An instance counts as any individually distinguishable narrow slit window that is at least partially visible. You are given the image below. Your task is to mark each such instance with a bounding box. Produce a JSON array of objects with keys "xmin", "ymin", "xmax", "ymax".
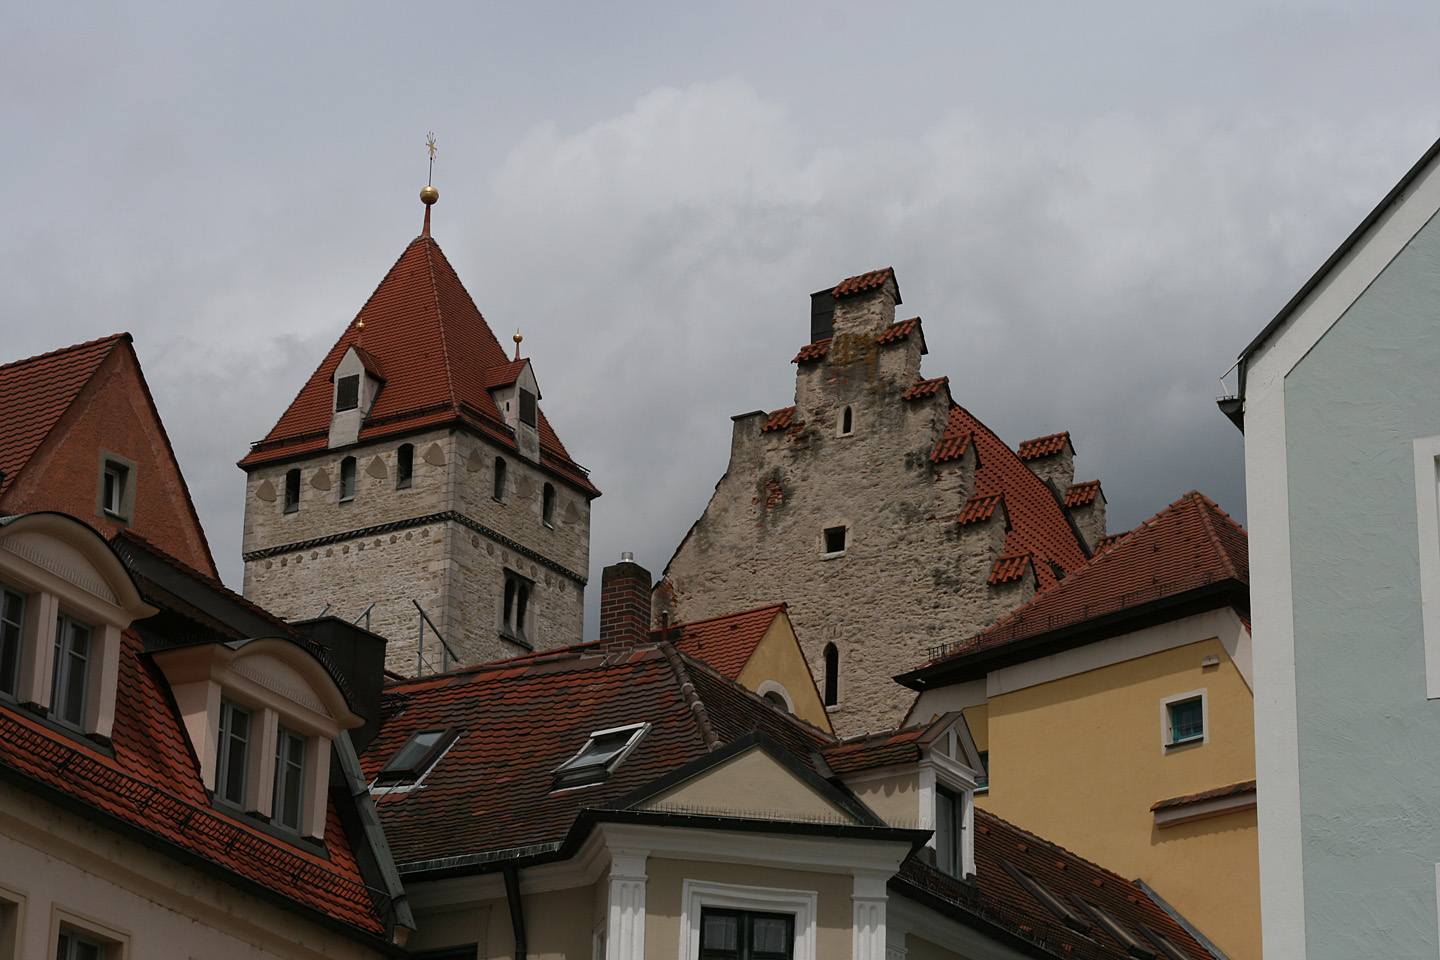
[
  {"xmin": 542, "ymin": 483, "xmax": 556, "ymax": 526},
  {"xmin": 396, "ymin": 443, "xmax": 414, "ymax": 489},
  {"xmin": 493, "ymin": 457, "xmax": 508, "ymax": 502},
  {"xmin": 284, "ymin": 469, "xmax": 301, "ymax": 513},
  {"xmin": 840, "ymin": 406, "xmax": 854, "ymax": 436},
  {"xmin": 340, "ymin": 457, "xmax": 357, "ymax": 502},
  {"xmin": 823, "ymin": 642, "xmax": 838, "ymax": 706}
]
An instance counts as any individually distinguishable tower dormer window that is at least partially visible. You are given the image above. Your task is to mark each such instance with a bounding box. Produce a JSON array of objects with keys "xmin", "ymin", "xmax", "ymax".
[
  {"xmin": 519, "ymin": 388, "xmax": 537, "ymax": 427},
  {"xmin": 335, "ymin": 375, "xmax": 359, "ymax": 412}
]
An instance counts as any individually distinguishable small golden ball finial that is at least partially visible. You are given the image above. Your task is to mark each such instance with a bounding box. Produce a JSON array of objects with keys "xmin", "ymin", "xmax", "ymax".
[
  {"xmin": 356, "ymin": 320, "xmax": 366, "ymax": 331},
  {"xmin": 420, "ymin": 185, "xmax": 439, "ymax": 205},
  {"xmin": 513, "ymin": 329, "xmax": 523, "ymax": 361}
]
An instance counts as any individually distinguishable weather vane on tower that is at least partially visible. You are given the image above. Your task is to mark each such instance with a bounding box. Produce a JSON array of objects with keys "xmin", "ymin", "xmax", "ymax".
[{"xmin": 421, "ymin": 132, "xmax": 439, "ymax": 237}]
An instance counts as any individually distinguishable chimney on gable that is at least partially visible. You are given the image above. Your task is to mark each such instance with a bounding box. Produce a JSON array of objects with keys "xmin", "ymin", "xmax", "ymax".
[{"xmin": 599, "ymin": 553, "xmax": 652, "ymax": 646}]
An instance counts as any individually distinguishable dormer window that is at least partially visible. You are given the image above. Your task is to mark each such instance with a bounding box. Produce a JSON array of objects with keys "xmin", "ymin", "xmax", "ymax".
[
  {"xmin": 51, "ymin": 615, "xmax": 94, "ymax": 729},
  {"xmin": 519, "ymin": 389, "xmax": 537, "ymax": 427},
  {"xmin": 273, "ymin": 726, "xmax": 308, "ymax": 831},
  {"xmin": 553, "ymin": 722, "xmax": 649, "ymax": 789},
  {"xmin": 216, "ymin": 698, "xmax": 252, "ymax": 806},
  {"xmin": 1, "ymin": 586, "xmax": 25, "ymax": 698},
  {"xmin": 335, "ymin": 375, "xmax": 359, "ymax": 412},
  {"xmin": 375, "ymin": 727, "xmax": 457, "ymax": 788}
]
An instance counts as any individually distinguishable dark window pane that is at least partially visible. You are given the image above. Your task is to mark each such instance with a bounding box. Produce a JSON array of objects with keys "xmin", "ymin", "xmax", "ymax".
[
  {"xmin": 752, "ymin": 917, "xmax": 789, "ymax": 954},
  {"xmin": 0, "ymin": 587, "xmax": 24, "ymax": 697},
  {"xmin": 1170, "ymin": 699, "xmax": 1203, "ymax": 742},
  {"xmin": 397, "ymin": 444, "xmax": 414, "ymax": 488},
  {"xmin": 336, "ymin": 375, "xmax": 359, "ymax": 411},
  {"xmin": 702, "ymin": 913, "xmax": 738, "ymax": 952},
  {"xmin": 519, "ymin": 389, "xmax": 537, "ymax": 427},
  {"xmin": 493, "ymin": 458, "xmax": 507, "ymax": 501},
  {"xmin": 284, "ymin": 470, "xmax": 301, "ymax": 512},
  {"xmin": 824, "ymin": 525, "xmax": 846, "ymax": 553}
]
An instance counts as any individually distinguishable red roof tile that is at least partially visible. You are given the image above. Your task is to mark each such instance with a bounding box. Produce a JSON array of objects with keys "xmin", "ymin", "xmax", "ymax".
[
  {"xmin": 1093, "ymin": 532, "xmax": 1127, "ymax": 554},
  {"xmin": 1151, "ymin": 779, "xmax": 1257, "ymax": 812},
  {"xmin": 936, "ymin": 406, "xmax": 1091, "ymax": 593},
  {"xmin": 832, "ymin": 267, "xmax": 899, "ymax": 301},
  {"xmin": 1064, "ymin": 480, "xmax": 1102, "ymax": 508},
  {"xmin": 903, "ymin": 377, "xmax": 949, "ymax": 401},
  {"xmin": 988, "ymin": 554, "xmax": 1034, "ymax": 585},
  {"xmin": 238, "ymin": 236, "xmax": 597, "ymax": 496},
  {"xmin": 658, "ymin": 604, "xmax": 786, "ymax": 678},
  {"xmin": 792, "ymin": 339, "xmax": 831, "ymax": 363},
  {"xmin": 1017, "ymin": 432, "xmax": 1071, "ymax": 461},
  {"xmin": 0, "ymin": 334, "xmax": 127, "ymax": 499},
  {"xmin": 931, "ymin": 431, "xmax": 972, "ymax": 464},
  {"xmin": 0, "ymin": 629, "xmax": 385, "ymax": 938},
  {"xmin": 483, "ymin": 358, "xmax": 529, "ymax": 389},
  {"xmin": 958, "ymin": 494, "xmax": 1005, "ymax": 526},
  {"xmin": 875, "ymin": 317, "xmax": 920, "ymax": 345},
  {"xmin": 822, "ymin": 725, "xmax": 928, "ymax": 775},
  {"xmin": 926, "ymin": 492, "xmax": 1247, "ymax": 667},
  {"xmin": 762, "ymin": 406, "xmax": 796, "ymax": 432}
]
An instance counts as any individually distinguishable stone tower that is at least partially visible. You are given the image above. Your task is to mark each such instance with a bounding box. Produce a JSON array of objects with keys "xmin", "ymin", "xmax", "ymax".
[
  {"xmin": 655, "ymin": 267, "xmax": 1105, "ymax": 735},
  {"xmin": 239, "ymin": 195, "xmax": 599, "ymax": 675}
]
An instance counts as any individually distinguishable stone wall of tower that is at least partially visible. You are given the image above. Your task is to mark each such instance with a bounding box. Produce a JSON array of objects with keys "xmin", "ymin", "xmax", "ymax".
[
  {"xmin": 241, "ymin": 426, "xmax": 590, "ymax": 675},
  {"xmin": 656, "ymin": 283, "xmax": 1066, "ymax": 737}
]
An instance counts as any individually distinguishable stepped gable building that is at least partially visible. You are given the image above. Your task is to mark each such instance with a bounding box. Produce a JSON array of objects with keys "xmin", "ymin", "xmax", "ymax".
[
  {"xmin": 656, "ymin": 267, "xmax": 1103, "ymax": 735},
  {"xmin": 0, "ymin": 333, "xmax": 217, "ymax": 578},
  {"xmin": 900, "ymin": 491, "xmax": 1256, "ymax": 959},
  {"xmin": 240, "ymin": 193, "xmax": 599, "ymax": 675}
]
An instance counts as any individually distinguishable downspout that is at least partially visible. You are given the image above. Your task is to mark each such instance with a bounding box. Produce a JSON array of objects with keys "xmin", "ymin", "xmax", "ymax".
[{"xmin": 504, "ymin": 865, "xmax": 527, "ymax": 960}]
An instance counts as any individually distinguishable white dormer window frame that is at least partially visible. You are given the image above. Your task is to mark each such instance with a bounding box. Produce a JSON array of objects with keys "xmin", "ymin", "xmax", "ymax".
[
  {"xmin": 0, "ymin": 514, "xmax": 156, "ymax": 743},
  {"xmin": 152, "ymin": 637, "xmax": 362, "ymax": 840},
  {"xmin": 327, "ymin": 347, "xmax": 383, "ymax": 449},
  {"xmin": 488, "ymin": 361, "xmax": 543, "ymax": 462}
]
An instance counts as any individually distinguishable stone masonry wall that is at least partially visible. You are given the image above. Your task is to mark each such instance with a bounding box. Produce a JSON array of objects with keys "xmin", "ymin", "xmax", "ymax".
[
  {"xmin": 242, "ymin": 424, "xmax": 590, "ymax": 675},
  {"xmin": 657, "ymin": 284, "xmax": 1076, "ymax": 736}
]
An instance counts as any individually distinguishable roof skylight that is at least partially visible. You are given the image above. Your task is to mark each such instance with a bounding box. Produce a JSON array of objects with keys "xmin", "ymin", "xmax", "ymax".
[
  {"xmin": 375, "ymin": 728, "xmax": 457, "ymax": 787},
  {"xmin": 553, "ymin": 722, "xmax": 649, "ymax": 789}
]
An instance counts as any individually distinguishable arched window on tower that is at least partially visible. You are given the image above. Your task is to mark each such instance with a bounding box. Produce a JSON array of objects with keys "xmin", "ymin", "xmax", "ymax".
[
  {"xmin": 542, "ymin": 483, "xmax": 556, "ymax": 527},
  {"xmin": 493, "ymin": 457, "xmax": 508, "ymax": 503},
  {"xmin": 840, "ymin": 405, "xmax": 854, "ymax": 436},
  {"xmin": 823, "ymin": 642, "xmax": 839, "ymax": 706}
]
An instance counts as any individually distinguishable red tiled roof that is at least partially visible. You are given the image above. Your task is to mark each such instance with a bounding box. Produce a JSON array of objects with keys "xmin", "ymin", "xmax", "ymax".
[
  {"xmin": 958, "ymin": 494, "xmax": 1005, "ymax": 526},
  {"xmin": 483, "ymin": 358, "xmax": 529, "ymax": 389},
  {"xmin": 965, "ymin": 809, "xmax": 1224, "ymax": 959},
  {"xmin": 1151, "ymin": 779, "xmax": 1257, "ymax": 812},
  {"xmin": 832, "ymin": 267, "xmax": 899, "ymax": 300},
  {"xmin": 0, "ymin": 334, "xmax": 127, "ymax": 499},
  {"xmin": 0, "ymin": 630, "xmax": 385, "ymax": 938},
  {"xmin": 822, "ymin": 725, "xmax": 927, "ymax": 775},
  {"xmin": 1093, "ymin": 533, "xmax": 1127, "ymax": 554},
  {"xmin": 658, "ymin": 604, "xmax": 786, "ymax": 678},
  {"xmin": 238, "ymin": 236, "xmax": 598, "ymax": 496},
  {"xmin": 931, "ymin": 431, "xmax": 971, "ymax": 464},
  {"xmin": 792, "ymin": 339, "xmax": 831, "ymax": 363},
  {"xmin": 1017, "ymin": 432, "xmax": 1071, "ymax": 461},
  {"xmin": 1064, "ymin": 480, "xmax": 1102, "ymax": 508},
  {"xmin": 903, "ymin": 377, "xmax": 949, "ymax": 401},
  {"xmin": 762, "ymin": 406, "xmax": 796, "ymax": 432},
  {"xmin": 875, "ymin": 317, "xmax": 920, "ymax": 345},
  {"xmin": 988, "ymin": 554, "xmax": 1033, "ymax": 585},
  {"xmin": 937, "ymin": 405, "xmax": 1091, "ymax": 593},
  {"xmin": 928, "ymin": 492, "xmax": 1248, "ymax": 666}
]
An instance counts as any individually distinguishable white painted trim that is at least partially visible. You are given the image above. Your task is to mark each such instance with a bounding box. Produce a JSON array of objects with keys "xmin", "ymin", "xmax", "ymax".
[
  {"xmin": 606, "ymin": 850, "xmax": 648, "ymax": 960},
  {"xmin": 1414, "ymin": 436, "xmax": 1440, "ymax": 699},
  {"xmin": 679, "ymin": 879, "xmax": 817, "ymax": 960},
  {"xmin": 986, "ymin": 608, "xmax": 1246, "ymax": 699},
  {"xmin": 1159, "ymin": 688, "xmax": 1209, "ymax": 753},
  {"xmin": 1153, "ymin": 790, "xmax": 1256, "ymax": 828},
  {"xmin": 755, "ymin": 680, "xmax": 796, "ymax": 713},
  {"xmin": 598, "ymin": 822, "xmax": 914, "ymax": 878},
  {"xmin": 852, "ymin": 873, "xmax": 888, "ymax": 960}
]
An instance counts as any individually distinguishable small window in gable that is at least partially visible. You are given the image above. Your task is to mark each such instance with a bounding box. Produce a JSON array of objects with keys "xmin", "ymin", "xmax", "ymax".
[
  {"xmin": 840, "ymin": 405, "xmax": 854, "ymax": 437},
  {"xmin": 542, "ymin": 483, "xmax": 556, "ymax": 527},
  {"xmin": 216, "ymin": 698, "xmax": 252, "ymax": 807},
  {"xmin": 553, "ymin": 722, "xmax": 649, "ymax": 789},
  {"xmin": 822, "ymin": 643, "xmax": 838, "ymax": 706},
  {"xmin": 1161, "ymin": 690, "xmax": 1207, "ymax": 749},
  {"xmin": 273, "ymin": 726, "xmax": 307, "ymax": 831},
  {"xmin": 284, "ymin": 469, "xmax": 301, "ymax": 513},
  {"xmin": 396, "ymin": 444, "xmax": 414, "ymax": 489},
  {"xmin": 339, "ymin": 457, "xmax": 357, "ymax": 502},
  {"xmin": 376, "ymin": 728, "xmax": 457, "ymax": 787},
  {"xmin": 823, "ymin": 525, "xmax": 847, "ymax": 555},
  {"xmin": 101, "ymin": 464, "xmax": 126, "ymax": 516},
  {"xmin": 96, "ymin": 452, "xmax": 136, "ymax": 522},
  {"xmin": 0, "ymin": 585, "xmax": 24, "ymax": 699},
  {"xmin": 51, "ymin": 614, "xmax": 93, "ymax": 730},
  {"xmin": 335, "ymin": 374, "xmax": 360, "ymax": 412},
  {"xmin": 519, "ymin": 389, "xmax": 537, "ymax": 428},
  {"xmin": 493, "ymin": 457, "xmax": 508, "ymax": 503}
]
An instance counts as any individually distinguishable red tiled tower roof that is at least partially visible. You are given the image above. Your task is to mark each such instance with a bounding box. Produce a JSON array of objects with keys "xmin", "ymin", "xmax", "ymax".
[
  {"xmin": 0, "ymin": 334, "xmax": 127, "ymax": 499},
  {"xmin": 238, "ymin": 235, "xmax": 598, "ymax": 496},
  {"xmin": 913, "ymin": 491, "xmax": 1248, "ymax": 673}
]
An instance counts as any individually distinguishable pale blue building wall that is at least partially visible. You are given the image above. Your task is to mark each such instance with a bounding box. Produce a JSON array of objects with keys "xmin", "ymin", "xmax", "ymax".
[{"xmin": 1284, "ymin": 208, "xmax": 1440, "ymax": 958}]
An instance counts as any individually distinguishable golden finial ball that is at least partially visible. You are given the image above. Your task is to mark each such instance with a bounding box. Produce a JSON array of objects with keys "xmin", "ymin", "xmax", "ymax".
[
  {"xmin": 513, "ymin": 331, "xmax": 523, "ymax": 345},
  {"xmin": 356, "ymin": 321, "xmax": 365, "ymax": 330},
  {"xmin": 420, "ymin": 185, "xmax": 439, "ymax": 205}
]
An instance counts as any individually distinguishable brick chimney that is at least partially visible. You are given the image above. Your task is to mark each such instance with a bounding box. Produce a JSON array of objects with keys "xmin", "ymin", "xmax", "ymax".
[{"xmin": 599, "ymin": 553, "xmax": 652, "ymax": 645}]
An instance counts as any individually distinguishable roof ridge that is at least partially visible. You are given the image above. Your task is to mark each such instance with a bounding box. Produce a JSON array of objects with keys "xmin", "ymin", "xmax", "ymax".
[
  {"xmin": 665, "ymin": 602, "xmax": 787, "ymax": 631},
  {"xmin": 0, "ymin": 332, "xmax": 128, "ymax": 373},
  {"xmin": 421, "ymin": 239, "xmax": 461, "ymax": 414},
  {"xmin": 659, "ymin": 642, "xmax": 721, "ymax": 750},
  {"xmin": 1185, "ymin": 491, "xmax": 1243, "ymax": 583},
  {"xmin": 681, "ymin": 652, "xmax": 838, "ymax": 745}
]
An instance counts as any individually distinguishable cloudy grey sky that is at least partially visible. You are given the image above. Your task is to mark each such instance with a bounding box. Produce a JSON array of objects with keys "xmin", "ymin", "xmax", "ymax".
[{"xmin": 4, "ymin": 2, "xmax": 1438, "ymax": 638}]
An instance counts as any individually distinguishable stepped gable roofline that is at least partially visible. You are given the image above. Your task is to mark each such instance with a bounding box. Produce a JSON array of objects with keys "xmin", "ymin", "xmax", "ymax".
[
  {"xmin": 931, "ymin": 430, "xmax": 972, "ymax": 464},
  {"xmin": 1017, "ymin": 431, "xmax": 1072, "ymax": 461},
  {"xmin": 832, "ymin": 266, "xmax": 901, "ymax": 303},
  {"xmin": 238, "ymin": 234, "xmax": 598, "ymax": 497},
  {"xmin": 958, "ymin": 493, "xmax": 1006, "ymax": 527},
  {"xmin": 1064, "ymin": 480, "xmax": 1103, "ymax": 508},
  {"xmin": 903, "ymin": 376, "xmax": 948, "ymax": 401},
  {"xmin": 902, "ymin": 491, "xmax": 1249, "ymax": 689},
  {"xmin": 761, "ymin": 406, "xmax": 796, "ymax": 432},
  {"xmin": 791, "ymin": 318, "xmax": 924, "ymax": 365},
  {"xmin": 0, "ymin": 333, "xmax": 219, "ymax": 578},
  {"xmin": 652, "ymin": 602, "xmax": 787, "ymax": 678},
  {"xmin": 988, "ymin": 553, "xmax": 1034, "ymax": 585}
]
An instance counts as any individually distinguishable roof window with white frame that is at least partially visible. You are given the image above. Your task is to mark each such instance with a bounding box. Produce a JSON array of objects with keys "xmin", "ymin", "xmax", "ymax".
[
  {"xmin": 373, "ymin": 727, "xmax": 458, "ymax": 789},
  {"xmin": 553, "ymin": 722, "xmax": 649, "ymax": 789}
]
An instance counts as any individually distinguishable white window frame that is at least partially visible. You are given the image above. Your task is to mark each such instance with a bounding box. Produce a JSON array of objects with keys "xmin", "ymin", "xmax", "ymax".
[
  {"xmin": 1412, "ymin": 436, "xmax": 1440, "ymax": 698},
  {"xmin": 554, "ymin": 722, "xmax": 650, "ymax": 789},
  {"xmin": 918, "ymin": 750, "xmax": 976, "ymax": 879},
  {"xmin": 214, "ymin": 697, "xmax": 252, "ymax": 807},
  {"xmin": 678, "ymin": 880, "xmax": 816, "ymax": 960},
  {"xmin": 0, "ymin": 880, "xmax": 27, "ymax": 960},
  {"xmin": 50, "ymin": 905, "xmax": 129, "ymax": 960},
  {"xmin": 755, "ymin": 680, "xmax": 795, "ymax": 714},
  {"xmin": 272, "ymin": 724, "xmax": 308, "ymax": 831},
  {"xmin": 1160, "ymin": 689, "xmax": 1209, "ymax": 751},
  {"xmin": 96, "ymin": 451, "xmax": 136, "ymax": 522}
]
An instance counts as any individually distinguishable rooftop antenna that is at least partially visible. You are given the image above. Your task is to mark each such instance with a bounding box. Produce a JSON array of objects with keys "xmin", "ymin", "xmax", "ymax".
[{"xmin": 420, "ymin": 131, "xmax": 439, "ymax": 238}]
